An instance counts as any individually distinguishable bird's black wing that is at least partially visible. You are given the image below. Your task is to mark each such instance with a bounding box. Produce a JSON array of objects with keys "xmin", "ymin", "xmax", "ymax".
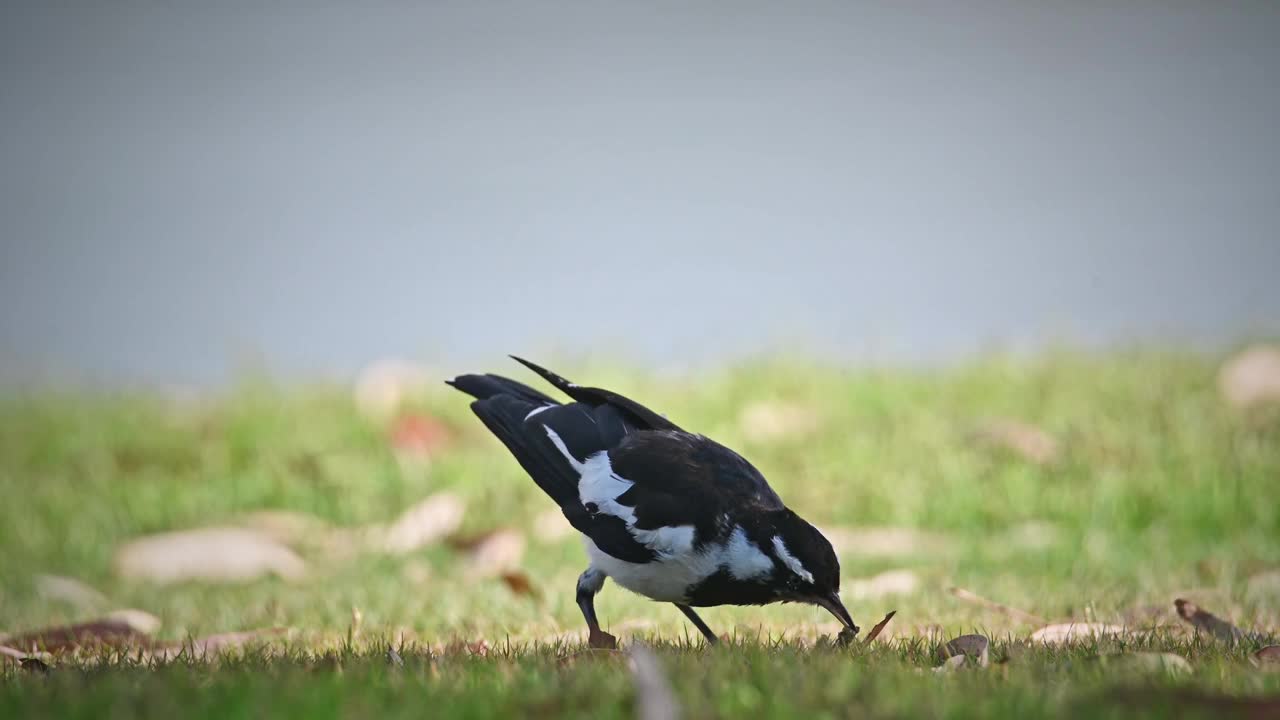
[
  {"xmin": 605, "ymin": 430, "xmax": 786, "ymax": 547},
  {"xmin": 449, "ymin": 358, "xmax": 782, "ymax": 561},
  {"xmin": 447, "ymin": 368, "xmax": 656, "ymax": 562}
]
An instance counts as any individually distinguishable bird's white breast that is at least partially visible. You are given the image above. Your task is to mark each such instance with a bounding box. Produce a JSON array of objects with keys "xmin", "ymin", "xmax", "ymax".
[{"xmin": 582, "ymin": 524, "xmax": 775, "ymax": 603}]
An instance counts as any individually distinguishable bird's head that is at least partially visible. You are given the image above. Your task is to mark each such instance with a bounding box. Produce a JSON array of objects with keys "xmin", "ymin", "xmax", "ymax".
[{"xmin": 768, "ymin": 510, "xmax": 859, "ymax": 637}]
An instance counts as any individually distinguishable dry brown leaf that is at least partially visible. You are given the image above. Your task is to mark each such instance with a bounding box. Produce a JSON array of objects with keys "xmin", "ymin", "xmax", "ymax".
[
  {"xmin": 115, "ymin": 527, "xmax": 306, "ymax": 583},
  {"xmin": 379, "ymin": 493, "xmax": 466, "ymax": 554},
  {"xmin": 0, "ymin": 645, "xmax": 28, "ymax": 662},
  {"xmin": 1218, "ymin": 345, "xmax": 1280, "ymax": 411},
  {"xmin": 971, "ymin": 419, "xmax": 1060, "ymax": 465},
  {"xmin": 500, "ymin": 570, "xmax": 542, "ymax": 600},
  {"xmin": 1254, "ymin": 646, "xmax": 1280, "ymax": 665},
  {"xmin": 20, "ymin": 657, "xmax": 51, "ymax": 674},
  {"xmin": 949, "ymin": 587, "xmax": 1045, "ymax": 624},
  {"xmin": 1174, "ymin": 599, "xmax": 1243, "ymax": 644},
  {"xmin": 1030, "ymin": 623, "xmax": 1127, "ymax": 644},
  {"xmin": 0, "ymin": 618, "xmax": 156, "ymax": 653},
  {"xmin": 862, "ymin": 611, "xmax": 897, "ymax": 644},
  {"xmin": 100, "ymin": 609, "xmax": 163, "ymax": 634},
  {"xmin": 938, "ymin": 634, "xmax": 990, "ymax": 668},
  {"xmin": 460, "ymin": 529, "xmax": 526, "ymax": 579}
]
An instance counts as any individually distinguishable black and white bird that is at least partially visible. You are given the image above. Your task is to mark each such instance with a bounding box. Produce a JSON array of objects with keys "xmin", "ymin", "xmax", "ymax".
[{"xmin": 447, "ymin": 356, "xmax": 859, "ymax": 648}]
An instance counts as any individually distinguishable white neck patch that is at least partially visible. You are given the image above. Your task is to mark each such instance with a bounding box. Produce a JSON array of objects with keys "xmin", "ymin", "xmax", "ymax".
[{"xmin": 771, "ymin": 536, "xmax": 814, "ymax": 584}]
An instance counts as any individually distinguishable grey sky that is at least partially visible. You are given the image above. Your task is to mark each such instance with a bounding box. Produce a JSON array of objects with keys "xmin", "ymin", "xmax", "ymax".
[{"xmin": 2, "ymin": 2, "xmax": 1278, "ymax": 386}]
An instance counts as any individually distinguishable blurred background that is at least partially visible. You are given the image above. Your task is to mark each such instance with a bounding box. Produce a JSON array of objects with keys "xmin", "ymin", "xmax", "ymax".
[
  {"xmin": 2, "ymin": 2, "xmax": 1278, "ymax": 387},
  {"xmin": 1, "ymin": 2, "xmax": 1278, "ymax": 651}
]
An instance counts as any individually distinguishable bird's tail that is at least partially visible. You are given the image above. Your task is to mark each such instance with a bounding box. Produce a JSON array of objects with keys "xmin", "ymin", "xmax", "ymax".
[{"xmin": 446, "ymin": 373, "xmax": 582, "ymax": 508}]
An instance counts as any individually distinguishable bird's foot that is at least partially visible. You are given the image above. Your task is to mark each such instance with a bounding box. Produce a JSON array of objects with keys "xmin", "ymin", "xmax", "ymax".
[{"xmin": 588, "ymin": 629, "xmax": 618, "ymax": 650}]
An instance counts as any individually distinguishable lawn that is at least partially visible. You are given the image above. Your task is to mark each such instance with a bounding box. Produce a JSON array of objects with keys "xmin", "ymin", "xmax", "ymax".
[{"xmin": 1, "ymin": 350, "xmax": 1278, "ymax": 718}]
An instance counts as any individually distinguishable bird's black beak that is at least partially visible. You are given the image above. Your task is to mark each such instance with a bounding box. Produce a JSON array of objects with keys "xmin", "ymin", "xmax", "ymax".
[{"xmin": 813, "ymin": 592, "xmax": 859, "ymax": 636}]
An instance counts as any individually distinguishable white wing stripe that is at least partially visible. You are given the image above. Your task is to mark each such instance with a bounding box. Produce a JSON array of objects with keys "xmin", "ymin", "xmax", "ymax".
[{"xmin": 543, "ymin": 426, "xmax": 584, "ymax": 474}]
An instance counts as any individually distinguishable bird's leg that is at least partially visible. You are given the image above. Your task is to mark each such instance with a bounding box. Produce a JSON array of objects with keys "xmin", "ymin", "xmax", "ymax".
[
  {"xmin": 675, "ymin": 604, "xmax": 719, "ymax": 645},
  {"xmin": 576, "ymin": 567, "xmax": 616, "ymax": 649}
]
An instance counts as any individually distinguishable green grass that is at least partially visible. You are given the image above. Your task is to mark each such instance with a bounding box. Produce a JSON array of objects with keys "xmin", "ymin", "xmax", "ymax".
[{"xmin": 2, "ymin": 350, "xmax": 1279, "ymax": 718}]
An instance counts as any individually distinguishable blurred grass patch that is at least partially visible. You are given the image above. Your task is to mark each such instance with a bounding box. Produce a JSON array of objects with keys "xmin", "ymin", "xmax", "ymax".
[{"xmin": 1, "ymin": 350, "xmax": 1278, "ymax": 717}]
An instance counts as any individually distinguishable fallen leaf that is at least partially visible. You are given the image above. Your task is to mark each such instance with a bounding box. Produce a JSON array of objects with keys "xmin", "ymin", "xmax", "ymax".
[
  {"xmin": 845, "ymin": 570, "xmax": 920, "ymax": 600},
  {"xmin": 500, "ymin": 570, "xmax": 541, "ymax": 600},
  {"xmin": 1218, "ymin": 344, "xmax": 1280, "ymax": 411},
  {"xmin": 20, "ymin": 657, "xmax": 50, "ymax": 674},
  {"xmin": 115, "ymin": 527, "xmax": 306, "ymax": 583},
  {"xmin": 933, "ymin": 654, "xmax": 967, "ymax": 673},
  {"xmin": 379, "ymin": 493, "xmax": 466, "ymax": 554},
  {"xmin": 0, "ymin": 618, "xmax": 155, "ymax": 653},
  {"xmin": 460, "ymin": 529, "xmax": 526, "ymax": 579},
  {"xmin": 862, "ymin": 611, "xmax": 896, "ymax": 644},
  {"xmin": 1174, "ymin": 599, "xmax": 1243, "ymax": 644},
  {"xmin": 949, "ymin": 587, "xmax": 1045, "ymax": 624},
  {"xmin": 34, "ymin": 574, "xmax": 108, "ymax": 609},
  {"xmin": 1254, "ymin": 646, "xmax": 1280, "ymax": 665},
  {"xmin": 105, "ymin": 609, "xmax": 162, "ymax": 634},
  {"xmin": 1030, "ymin": 623, "xmax": 1127, "ymax": 644},
  {"xmin": 971, "ymin": 419, "xmax": 1060, "ymax": 465},
  {"xmin": 0, "ymin": 645, "xmax": 28, "ymax": 661},
  {"xmin": 938, "ymin": 634, "xmax": 990, "ymax": 668},
  {"xmin": 628, "ymin": 643, "xmax": 681, "ymax": 720}
]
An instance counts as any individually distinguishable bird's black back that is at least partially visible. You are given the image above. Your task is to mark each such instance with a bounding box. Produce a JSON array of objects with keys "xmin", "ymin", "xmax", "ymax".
[{"xmin": 448, "ymin": 357, "xmax": 786, "ymax": 562}]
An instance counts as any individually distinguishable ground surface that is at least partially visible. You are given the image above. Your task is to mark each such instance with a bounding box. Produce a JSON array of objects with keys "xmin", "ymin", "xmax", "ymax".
[{"xmin": 1, "ymin": 351, "xmax": 1278, "ymax": 718}]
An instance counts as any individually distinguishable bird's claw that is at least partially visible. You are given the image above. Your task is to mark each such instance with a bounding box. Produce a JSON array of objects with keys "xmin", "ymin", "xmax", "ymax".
[{"xmin": 588, "ymin": 629, "xmax": 618, "ymax": 650}]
